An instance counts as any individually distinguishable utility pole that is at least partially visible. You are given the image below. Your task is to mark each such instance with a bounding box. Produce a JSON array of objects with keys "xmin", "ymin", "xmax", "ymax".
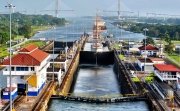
[
  {"xmin": 118, "ymin": 0, "xmax": 121, "ymax": 20},
  {"xmin": 143, "ymin": 28, "xmax": 148, "ymax": 73},
  {"xmin": 55, "ymin": 0, "xmax": 59, "ymax": 17},
  {"xmin": 52, "ymin": 26, "xmax": 56, "ymax": 81},
  {"xmin": 5, "ymin": 3, "xmax": 15, "ymax": 111}
]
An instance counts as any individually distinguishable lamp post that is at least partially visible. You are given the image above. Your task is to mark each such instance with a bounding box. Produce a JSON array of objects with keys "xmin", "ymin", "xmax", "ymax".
[
  {"xmin": 0, "ymin": 87, "xmax": 1, "ymax": 107},
  {"xmin": 5, "ymin": 3, "xmax": 15, "ymax": 111},
  {"xmin": 143, "ymin": 28, "xmax": 148, "ymax": 73},
  {"xmin": 52, "ymin": 26, "xmax": 56, "ymax": 82}
]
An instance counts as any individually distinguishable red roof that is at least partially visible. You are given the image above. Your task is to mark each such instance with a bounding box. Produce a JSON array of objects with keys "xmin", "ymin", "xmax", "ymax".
[
  {"xmin": 19, "ymin": 44, "xmax": 38, "ymax": 53},
  {"xmin": 2, "ymin": 45, "xmax": 49, "ymax": 66},
  {"xmin": 150, "ymin": 58, "xmax": 164, "ymax": 62},
  {"xmin": 139, "ymin": 44, "xmax": 159, "ymax": 50},
  {"xmin": 154, "ymin": 64, "xmax": 180, "ymax": 72}
]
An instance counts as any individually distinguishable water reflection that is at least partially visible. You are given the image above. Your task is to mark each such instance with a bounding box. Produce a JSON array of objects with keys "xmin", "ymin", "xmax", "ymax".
[{"xmin": 72, "ymin": 65, "xmax": 120, "ymax": 97}]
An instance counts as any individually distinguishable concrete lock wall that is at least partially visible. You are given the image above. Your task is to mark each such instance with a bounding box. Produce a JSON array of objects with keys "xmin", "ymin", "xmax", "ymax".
[{"xmin": 113, "ymin": 51, "xmax": 134, "ymax": 95}]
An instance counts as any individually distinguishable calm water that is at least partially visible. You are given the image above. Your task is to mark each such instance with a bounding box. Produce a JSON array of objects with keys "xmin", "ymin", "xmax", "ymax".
[
  {"xmin": 72, "ymin": 65, "xmax": 120, "ymax": 97},
  {"xmin": 32, "ymin": 17, "xmax": 145, "ymax": 41},
  {"xmin": 37, "ymin": 17, "xmax": 148, "ymax": 111},
  {"xmin": 0, "ymin": 17, "xmax": 149, "ymax": 110},
  {"xmin": 48, "ymin": 65, "xmax": 150, "ymax": 111}
]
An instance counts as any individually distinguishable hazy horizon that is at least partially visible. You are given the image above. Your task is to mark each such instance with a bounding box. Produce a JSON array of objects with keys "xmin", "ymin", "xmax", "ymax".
[{"xmin": 0, "ymin": 0, "xmax": 180, "ymax": 17}]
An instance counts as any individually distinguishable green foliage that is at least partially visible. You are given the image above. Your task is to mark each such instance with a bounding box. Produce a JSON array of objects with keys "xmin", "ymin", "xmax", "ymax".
[
  {"xmin": 114, "ymin": 21, "xmax": 180, "ymax": 41},
  {"xmin": 132, "ymin": 77, "xmax": 140, "ymax": 82},
  {"xmin": 165, "ymin": 43, "xmax": 175, "ymax": 54},
  {"xmin": 145, "ymin": 76, "xmax": 154, "ymax": 83},
  {"xmin": 0, "ymin": 13, "xmax": 66, "ymax": 44},
  {"xmin": 18, "ymin": 24, "xmax": 32, "ymax": 38},
  {"xmin": 21, "ymin": 40, "xmax": 46, "ymax": 48},
  {"xmin": 0, "ymin": 32, "xmax": 9, "ymax": 44},
  {"xmin": 168, "ymin": 53, "xmax": 180, "ymax": 64},
  {"xmin": 119, "ymin": 54, "xmax": 124, "ymax": 60},
  {"xmin": 142, "ymin": 37, "xmax": 155, "ymax": 45},
  {"xmin": 0, "ymin": 45, "xmax": 9, "ymax": 58}
]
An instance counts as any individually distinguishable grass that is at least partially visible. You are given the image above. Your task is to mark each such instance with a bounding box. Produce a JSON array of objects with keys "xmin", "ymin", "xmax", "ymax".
[
  {"xmin": 0, "ymin": 40, "xmax": 46, "ymax": 58},
  {"xmin": 0, "ymin": 25, "xmax": 50, "ymax": 59},
  {"xmin": 21, "ymin": 40, "xmax": 47, "ymax": 48},
  {"xmin": 112, "ymin": 43, "xmax": 121, "ymax": 49},
  {"xmin": 31, "ymin": 26, "xmax": 51, "ymax": 36},
  {"xmin": 131, "ymin": 77, "xmax": 140, "ymax": 82},
  {"xmin": 169, "ymin": 54, "xmax": 180, "ymax": 63},
  {"xmin": 172, "ymin": 40, "xmax": 180, "ymax": 44},
  {"xmin": 165, "ymin": 53, "xmax": 180, "ymax": 68},
  {"xmin": 14, "ymin": 35, "xmax": 24, "ymax": 41},
  {"xmin": 119, "ymin": 54, "xmax": 124, "ymax": 60},
  {"xmin": 0, "ymin": 45, "xmax": 9, "ymax": 58}
]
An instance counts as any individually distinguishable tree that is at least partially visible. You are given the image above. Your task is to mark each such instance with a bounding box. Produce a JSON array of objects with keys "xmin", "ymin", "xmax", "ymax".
[
  {"xmin": 0, "ymin": 32, "xmax": 9, "ymax": 45},
  {"xmin": 175, "ymin": 32, "xmax": 179, "ymax": 40},
  {"xmin": 18, "ymin": 25, "xmax": 32, "ymax": 38},
  {"xmin": 164, "ymin": 33, "xmax": 171, "ymax": 44},
  {"xmin": 165, "ymin": 42, "xmax": 175, "ymax": 54},
  {"xmin": 142, "ymin": 37, "xmax": 155, "ymax": 45}
]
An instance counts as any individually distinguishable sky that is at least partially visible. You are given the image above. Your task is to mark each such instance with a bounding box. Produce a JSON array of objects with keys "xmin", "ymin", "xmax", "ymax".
[{"xmin": 0, "ymin": 0, "xmax": 180, "ymax": 17}]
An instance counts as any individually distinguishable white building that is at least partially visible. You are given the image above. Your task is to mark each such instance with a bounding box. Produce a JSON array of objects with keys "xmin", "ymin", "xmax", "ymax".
[
  {"xmin": 136, "ymin": 57, "xmax": 165, "ymax": 72},
  {"xmin": 138, "ymin": 44, "xmax": 159, "ymax": 57},
  {"xmin": 1, "ymin": 45, "xmax": 50, "ymax": 99},
  {"xmin": 154, "ymin": 64, "xmax": 180, "ymax": 82},
  {"xmin": 136, "ymin": 58, "xmax": 154, "ymax": 72}
]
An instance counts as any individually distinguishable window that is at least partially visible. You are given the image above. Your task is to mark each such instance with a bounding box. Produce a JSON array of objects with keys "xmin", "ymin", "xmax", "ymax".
[
  {"xmin": 16, "ymin": 67, "xmax": 29, "ymax": 71},
  {"xmin": 20, "ymin": 76, "xmax": 24, "ymax": 79},
  {"xmin": 11, "ymin": 67, "xmax": 14, "ymax": 71},
  {"xmin": 31, "ymin": 67, "xmax": 35, "ymax": 71}
]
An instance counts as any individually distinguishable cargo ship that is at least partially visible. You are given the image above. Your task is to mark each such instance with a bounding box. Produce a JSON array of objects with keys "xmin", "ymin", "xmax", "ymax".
[{"xmin": 91, "ymin": 14, "xmax": 107, "ymax": 52}]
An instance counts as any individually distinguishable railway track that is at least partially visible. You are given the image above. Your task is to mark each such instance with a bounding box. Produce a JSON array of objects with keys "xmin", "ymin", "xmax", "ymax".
[
  {"xmin": 31, "ymin": 81, "xmax": 54, "ymax": 111},
  {"xmin": 146, "ymin": 84, "xmax": 170, "ymax": 111},
  {"xmin": 2, "ymin": 95, "xmax": 25, "ymax": 111},
  {"xmin": 174, "ymin": 92, "xmax": 180, "ymax": 107}
]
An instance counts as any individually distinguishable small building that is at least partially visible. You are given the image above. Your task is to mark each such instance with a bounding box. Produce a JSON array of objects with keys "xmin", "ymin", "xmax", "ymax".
[
  {"xmin": 136, "ymin": 57, "xmax": 165, "ymax": 72},
  {"xmin": 136, "ymin": 58, "xmax": 154, "ymax": 72},
  {"xmin": 138, "ymin": 44, "xmax": 159, "ymax": 57},
  {"xmin": 149, "ymin": 58, "xmax": 165, "ymax": 64},
  {"xmin": 154, "ymin": 64, "xmax": 180, "ymax": 82},
  {"xmin": 46, "ymin": 55, "xmax": 68, "ymax": 84},
  {"xmin": 1, "ymin": 44, "xmax": 50, "ymax": 99},
  {"xmin": 175, "ymin": 45, "xmax": 180, "ymax": 53}
]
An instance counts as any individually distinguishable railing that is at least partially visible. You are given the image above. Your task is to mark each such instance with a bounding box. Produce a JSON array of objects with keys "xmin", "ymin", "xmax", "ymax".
[
  {"xmin": 154, "ymin": 70, "xmax": 177, "ymax": 80},
  {"xmin": 3, "ymin": 70, "xmax": 35, "ymax": 75}
]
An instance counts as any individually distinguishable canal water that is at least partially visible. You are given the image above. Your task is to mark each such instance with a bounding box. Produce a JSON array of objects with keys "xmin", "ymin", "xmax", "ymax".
[
  {"xmin": 32, "ymin": 17, "xmax": 145, "ymax": 41},
  {"xmin": 72, "ymin": 65, "xmax": 120, "ymax": 97},
  {"xmin": 0, "ymin": 17, "xmax": 149, "ymax": 110},
  {"xmin": 47, "ymin": 17, "xmax": 149, "ymax": 110},
  {"xmin": 48, "ymin": 64, "xmax": 150, "ymax": 111}
]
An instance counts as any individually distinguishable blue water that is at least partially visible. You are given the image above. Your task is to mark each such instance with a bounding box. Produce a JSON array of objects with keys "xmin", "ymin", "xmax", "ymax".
[
  {"xmin": 0, "ymin": 17, "xmax": 149, "ymax": 110},
  {"xmin": 44, "ymin": 17, "xmax": 149, "ymax": 111},
  {"xmin": 33, "ymin": 17, "xmax": 144, "ymax": 41}
]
